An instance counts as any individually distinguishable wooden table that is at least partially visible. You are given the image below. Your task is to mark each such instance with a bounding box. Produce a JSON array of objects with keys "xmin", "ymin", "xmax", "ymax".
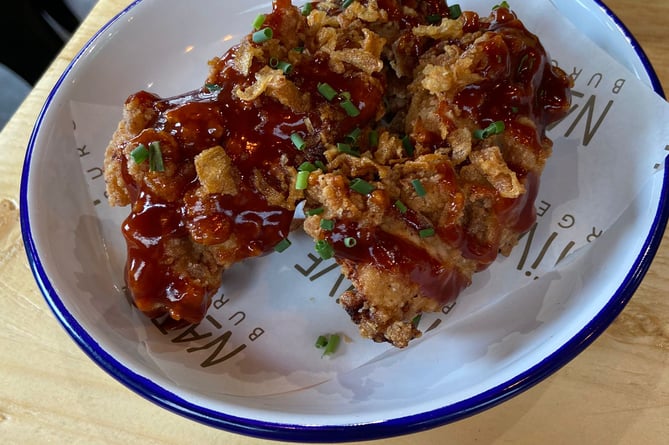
[{"xmin": 1, "ymin": 1, "xmax": 667, "ymax": 443}]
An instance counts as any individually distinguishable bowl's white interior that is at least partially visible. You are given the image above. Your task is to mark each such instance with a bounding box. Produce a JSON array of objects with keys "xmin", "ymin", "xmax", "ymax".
[{"xmin": 23, "ymin": 0, "xmax": 664, "ymax": 433}]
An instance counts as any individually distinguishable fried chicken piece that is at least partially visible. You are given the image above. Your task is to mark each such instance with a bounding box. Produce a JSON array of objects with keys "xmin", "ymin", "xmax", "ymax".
[
  {"xmin": 103, "ymin": 0, "xmax": 571, "ymax": 347},
  {"xmin": 301, "ymin": 2, "xmax": 572, "ymax": 347}
]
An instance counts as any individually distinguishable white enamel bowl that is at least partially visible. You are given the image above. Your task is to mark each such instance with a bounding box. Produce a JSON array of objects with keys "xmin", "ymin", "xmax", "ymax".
[{"xmin": 20, "ymin": 0, "xmax": 668, "ymax": 442}]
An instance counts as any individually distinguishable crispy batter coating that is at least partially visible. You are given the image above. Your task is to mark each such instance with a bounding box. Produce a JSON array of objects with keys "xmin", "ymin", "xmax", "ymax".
[{"xmin": 104, "ymin": 0, "xmax": 571, "ymax": 347}]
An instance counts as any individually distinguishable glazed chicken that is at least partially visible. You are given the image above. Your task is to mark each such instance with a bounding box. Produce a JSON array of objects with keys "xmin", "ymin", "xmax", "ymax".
[{"xmin": 104, "ymin": 0, "xmax": 571, "ymax": 347}]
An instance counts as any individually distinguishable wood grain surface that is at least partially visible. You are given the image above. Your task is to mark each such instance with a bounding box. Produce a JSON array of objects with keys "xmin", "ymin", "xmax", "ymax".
[{"xmin": 0, "ymin": 1, "xmax": 667, "ymax": 443}]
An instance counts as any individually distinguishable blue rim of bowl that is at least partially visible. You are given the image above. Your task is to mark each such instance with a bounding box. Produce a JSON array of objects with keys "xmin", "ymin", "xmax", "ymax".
[{"xmin": 19, "ymin": 1, "xmax": 669, "ymax": 442}]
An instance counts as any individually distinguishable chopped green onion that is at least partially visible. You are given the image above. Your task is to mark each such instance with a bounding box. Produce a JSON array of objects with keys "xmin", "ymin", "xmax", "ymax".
[
  {"xmin": 315, "ymin": 239, "xmax": 334, "ymax": 260},
  {"xmin": 320, "ymin": 219, "xmax": 335, "ymax": 230},
  {"xmin": 274, "ymin": 238, "xmax": 292, "ymax": 253},
  {"xmin": 412, "ymin": 179, "xmax": 427, "ymax": 197},
  {"xmin": 269, "ymin": 57, "xmax": 279, "ymax": 68},
  {"xmin": 344, "ymin": 237, "xmax": 357, "ymax": 248},
  {"xmin": 276, "ymin": 60, "xmax": 293, "ymax": 75},
  {"xmin": 315, "ymin": 333, "xmax": 341, "ymax": 356},
  {"xmin": 296, "ymin": 170, "xmax": 310, "ymax": 190},
  {"xmin": 204, "ymin": 83, "xmax": 221, "ymax": 93},
  {"xmin": 315, "ymin": 335, "xmax": 328, "ymax": 348},
  {"xmin": 293, "ymin": 46, "xmax": 305, "ymax": 53},
  {"xmin": 130, "ymin": 144, "xmax": 149, "ymax": 164},
  {"xmin": 337, "ymin": 142, "xmax": 360, "ymax": 157},
  {"xmin": 148, "ymin": 141, "xmax": 165, "ymax": 172},
  {"xmin": 493, "ymin": 1, "xmax": 510, "ymax": 10},
  {"xmin": 306, "ymin": 207, "xmax": 324, "ymax": 216},
  {"xmin": 317, "ymin": 82, "xmax": 338, "ymax": 101},
  {"xmin": 419, "ymin": 227, "xmax": 436, "ymax": 238},
  {"xmin": 368, "ymin": 130, "xmax": 379, "ymax": 148},
  {"xmin": 511, "ymin": 106, "xmax": 519, "ymax": 113},
  {"xmin": 291, "ymin": 132, "xmax": 306, "ymax": 150},
  {"xmin": 252, "ymin": 14, "xmax": 266, "ymax": 30},
  {"xmin": 350, "ymin": 178, "xmax": 375, "ymax": 195},
  {"xmin": 298, "ymin": 161, "xmax": 317, "ymax": 172},
  {"xmin": 345, "ymin": 127, "xmax": 361, "ymax": 144},
  {"xmin": 131, "ymin": 142, "xmax": 165, "ymax": 171},
  {"xmin": 427, "ymin": 14, "xmax": 441, "ymax": 24},
  {"xmin": 340, "ymin": 99, "xmax": 360, "ymax": 117},
  {"xmin": 489, "ymin": 120, "xmax": 506, "ymax": 136},
  {"xmin": 314, "ymin": 160, "xmax": 327, "ymax": 172},
  {"xmin": 323, "ymin": 333, "xmax": 340, "ymax": 355},
  {"xmin": 401, "ymin": 135, "xmax": 415, "ymax": 156},
  {"xmin": 252, "ymin": 28, "xmax": 273, "ymax": 43},
  {"xmin": 411, "ymin": 314, "xmax": 422, "ymax": 327},
  {"xmin": 449, "ymin": 4, "xmax": 462, "ymax": 19},
  {"xmin": 473, "ymin": 120, "xmax": 506, "ymax": 140},
  {"xmin": 395, "ymin": 200, "xmax": 408, "ymax": 214},
  {"xmin": 342, "ymin": 0, "xmax": 354, "ymax": 8},
  {"xmin": 301, "ymin": 2, "xmax": 313, "ymax": 15}
]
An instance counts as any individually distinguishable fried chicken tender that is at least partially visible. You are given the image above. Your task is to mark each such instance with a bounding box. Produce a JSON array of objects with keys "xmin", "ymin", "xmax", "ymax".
[{"xmin": 104, "ymin": 0, "xmax": 571, "ymax": 347}]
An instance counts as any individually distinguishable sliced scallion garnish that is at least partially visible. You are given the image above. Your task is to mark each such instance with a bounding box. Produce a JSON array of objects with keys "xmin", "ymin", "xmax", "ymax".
[
  {"xmin": 473, "ymin": 120, "xmax": 505, "ymax": 140},
  {"xmin": 315, "ymin": 335, "xmax": 328, "ymax": 348},
  {"xmin": 320, "ymin": 219, "xmax": 335, "ymax": 230},
  {"xmin": 274, "ymin": 238, "xmax": 292, "ymax": 253},
  {"xmin": 412, "ymin": 179, "xmax": 427, "ymax": 197},
  {"xmin": 317, "ymin": 82, "xmax": 338, "ymax": 101},
  {"xmin": 315, "ymin": 333, "xmax": 341, "ymax": 356},
  {"xmin": 130, "ymin": 144, "xmax": 149, "ymax": 164},
  {"xmin": 419, "ymin": 227, "xmax": 435, "ymax": 238},
  {"xmin": 252, "ymin": 14, "xmax": 266, "ymax": 30},
  {"xmin": 449, "ymin": 4, "xmax": 462, "ymax": 19},
  {"xmin": 276, "ymin": 60, "xmax": 293, "ymax": 75},
  {"xmin": 306, "ymin": 207, "xmax": 324, "ymax": 216},
  {"xmin": 344, "ymin": 127, "xmax": 361, "ymax": 144},
  {"xmin": 291, "ymin": 132, "xmax": 306, "ymax": 150},
  {"xmin": 298, "ymin": 161, "xmax": 317, "ymax": 172},
  {"xmin": 337, "ymin": 143, "xmax": 360, "ymax": 157},
  {"xmin": 314, "ymin": 160, "xmax": 327, "ymax": 172},
  {"xmin": 344, "ymin": 237, "xmax": 357, "ymax": 248},
  {"xmin": 340, "ymin": 99, "xmax": 360, "ymax": 117},
  {"xmin": 148, "ymin": 141, "xmax": 165, "ymax": 172},
  {"xmin": 252, "ymin": 28, "xmax": 273, "ymax": 43},
  {"xmin": 315, "ymin": 239, "xmax": 334, "ymax": 260},
  {"xmin": 401, "ymin": 135, "xmax": 415, "ymax": 156},
  {"xmin": 395, "ymin": 200, "xmax": 408, "ymax": 214},
  {"xmin": 368, "ymin": 130, "xmax": 379, "ymax": 148},
  {"xmin": 350, "ymin": 178, "xmax": 375, "ymax": 195},
  {"xmin": 296, "ymin": 170, "xmax": 310, "ymax": 190},
  {"xmin": 323, "ymin": 333, "xmax": 340, "ymax": 355},
  {"xmin": 301, "ymin": 2, "xmax": 313, "ymax": 16}
]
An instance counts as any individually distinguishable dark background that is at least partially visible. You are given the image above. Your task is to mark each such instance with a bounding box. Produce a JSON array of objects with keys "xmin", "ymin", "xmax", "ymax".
[{"xmin": 1, "ymin": 1, "xmax": 84, "ymax": 85}]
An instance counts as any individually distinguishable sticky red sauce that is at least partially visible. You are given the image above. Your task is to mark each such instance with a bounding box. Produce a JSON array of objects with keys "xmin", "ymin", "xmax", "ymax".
[
  {"xmin": 454, "ymin": 8, "xmax": 572, "ymax": 154},
  {"xmin": 117, "ymin": 1, "xmax": 571, "ymax": 322},
  {"xmin": 327, "ymin": 222, "xmax": 470, "ymax": 303}
]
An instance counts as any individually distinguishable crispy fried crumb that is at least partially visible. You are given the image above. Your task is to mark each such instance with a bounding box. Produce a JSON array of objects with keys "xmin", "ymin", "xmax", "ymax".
[{"xmin": 194, "ymin": 146, "xmax": 239, "ymax": 196}]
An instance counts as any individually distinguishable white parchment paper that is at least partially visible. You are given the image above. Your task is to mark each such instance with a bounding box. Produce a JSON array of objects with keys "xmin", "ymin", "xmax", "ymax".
[{"xmin": 71, "ymin": 0, "xmax": 669, "ymax": 396}]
